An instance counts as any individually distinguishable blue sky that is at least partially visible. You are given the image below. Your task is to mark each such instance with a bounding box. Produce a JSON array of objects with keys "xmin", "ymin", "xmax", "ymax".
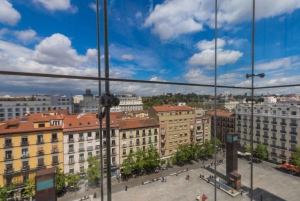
[{"xmin": 0, "ymin": 0, "xmax": 300, "ymax": 96}]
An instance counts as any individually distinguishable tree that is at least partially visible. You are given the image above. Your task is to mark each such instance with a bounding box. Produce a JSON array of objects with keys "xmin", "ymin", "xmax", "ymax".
[
  {"xmin": 86, "ymin": 156, "xmax": 101, "ymax": 185},
  {"xmin": 0, "ymin": 184, "xmax": 14, "ymax": 201},
  {"xmin": 203, "ymin": 141, "xmax": 214, "ymax": 156},
  {"xmin": 122, "ymin": 152, "xmax": 135, "ymax": 180},
  {"xmin": 23, "ymin": 179, "xmax": 35, "ymax": 200},
  {"xmin": 290, "ymin": 146, "xmax": 300, "ymax": 168},
  {"xmin": 210, "ymin": 137, "xmax": 222, "ymax": 149},
  {"xmin": 254, "ymin": 144, "xmax": 267, "ymax": 160},
  {"xmin": 144, "ymin": 144, "xmax": 160, "ymax": 172},
  {"xmin": 55, "ymin": 167, "xmax": 65, "ymax": 192},
  {"xmin": 244, "ymin": 144, "xmax": 251, "ymax": 153},
  {"xmin": 65, "ymin": 173, "xmax": 80, "ymax": 188}
]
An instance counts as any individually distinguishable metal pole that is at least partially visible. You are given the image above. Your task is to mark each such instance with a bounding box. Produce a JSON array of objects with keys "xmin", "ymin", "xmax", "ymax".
[
  {"xmin": 250, "ymin": 0, "xmax": 255, "ymax": 200},
  {"xmin": 96, "ymin": 0, "xmax": 104, "ymax": 200},
  {"xmin": 102, "ymin": 0, "xmax": 112, "ymax": 200},
  {"xmin": 214, "ymin": 0, "xmax": 218, "ymax": 200}
]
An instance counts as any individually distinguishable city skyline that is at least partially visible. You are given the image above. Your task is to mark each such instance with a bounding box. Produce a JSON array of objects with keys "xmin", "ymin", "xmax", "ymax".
[{"xmin": 0, "ymin": 0, "xmax": 300, "ymax": 96}]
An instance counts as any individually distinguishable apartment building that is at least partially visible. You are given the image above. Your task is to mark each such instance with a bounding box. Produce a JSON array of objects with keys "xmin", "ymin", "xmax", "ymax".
[
  {"xmin": 0, "ymin": 111, "xmax": 64, "ymax": 193},
  {"xmin": 148, "ymin": 105, "xmax": 194, "ymax": 160},
  {"xmin": 0, "ymin": 94, "xmax": 73, "ymax": 122},
  {"xmin": 209, "ymin": 110, "xmax": 235, "ymax": 145},
  {"xmin": 236, "ymin": 102, "xmax": 300, "ymax": 164},
  {"xmin": 118, "ymin": 118, "xmax": 159, "ymax": 164},
  {"xmin": 63, "ymin": 113, "xmax": 120, "ymax": 176},
  {"xmin": 192, "ymin": 109, "xmax": 211, "ymax": 144}
]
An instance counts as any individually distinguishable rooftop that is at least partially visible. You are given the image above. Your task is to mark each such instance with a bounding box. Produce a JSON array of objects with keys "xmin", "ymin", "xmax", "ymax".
[
  {"xmin": 152, "ymin": 105, "xmax": 192, "ymax": 112},
  {"xmin": 118, "ymin": 118, "xmax": 159, "ymax": 130}
]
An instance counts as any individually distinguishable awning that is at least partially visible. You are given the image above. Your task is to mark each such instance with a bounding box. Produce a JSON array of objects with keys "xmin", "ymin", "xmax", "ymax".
[
  {"xmin": 38, "ymin": 147, "xmax": 43, "ymax": 151},
  {"xmin": 52, "ymin": 145, "xmax": 57, "ymax": 149}
]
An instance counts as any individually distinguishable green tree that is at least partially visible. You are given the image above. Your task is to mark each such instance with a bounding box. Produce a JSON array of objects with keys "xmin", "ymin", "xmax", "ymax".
[
  {"xmin": 23, "ymin": 179, "xmax": 35, "ymax": 200},
  {"xmin": 0, "ymin": 185, "xmax": 15, "ymax": 201},
  {"xmin": 203, "ymin": 141, "xmax": 214, "ymax": 156},
  {"xmin": 210, "ymin": 137, "xmax": 222, "ymax": 149},
  {"xmin": 254, "ymin": 144, "xmax": 267, "ymax": 160},
  {"xmin": 244, "ymin": 144, "xmax": 251, "ymax": 153},
  {"xmin": 122, "ymin": 152, "xmax": 135, "ymax": 178},
  {"xmin": 86, "ymin": 156, "xmax": 101, "ymax": 185},
  {"xmin": 55, "ymin": 167, "xmax": 65, "ymax": 192},
  {"xmin": 66, "ymin": 173, "xmax": 80, "ymax": 188},
  {"xmin": 144, "ymin": 144, "xmax": 160, "ymax": 172},
  {"xmin": 290, "ymin": 146, "xmax": 300, "ymax": 168}
]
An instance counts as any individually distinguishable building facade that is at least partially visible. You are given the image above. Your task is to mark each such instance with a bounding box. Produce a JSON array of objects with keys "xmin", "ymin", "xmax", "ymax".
[
  {"xmin": 0, "ymin": 94, "xmax": 73, "ymax": 122},
  {"xmin": 63, "ymin": 113, "xmax": 120, "ymax": 177},
  {"xmin": 0, "ymin": 111, "xmax": 64, "ymax": 196},
  {"xmin": 118, "ymin": 118, "xmax": 160, "ymax": 165},
  {"xmin": 209, "ymin": 110, "xmax": 235, "ymax": 145},
  {"xmin": 236, "ymin": 103, "xmax": 300, "ymax": 164},
  {"xmin": 148, "ymin": 105, "xmax": 194, "ymax": 160},
  {"xmin": 192, "ymin": 109, "xmax": 211, "ymax": 144}
]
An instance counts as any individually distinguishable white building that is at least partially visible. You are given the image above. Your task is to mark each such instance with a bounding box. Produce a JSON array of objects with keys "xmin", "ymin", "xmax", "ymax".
[
  {"xmin": 236, "ymin": 102, "xmax": 300, "ymax": 164},
  {"xmin": 0, "ymin": 94, "xmax": 73, "ymax": 122}
]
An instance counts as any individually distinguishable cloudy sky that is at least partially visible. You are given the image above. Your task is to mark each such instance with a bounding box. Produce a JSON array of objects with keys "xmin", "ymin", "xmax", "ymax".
[{"xmin": 0, "ymin": 0, "xmax": 300, "ymax": 96}]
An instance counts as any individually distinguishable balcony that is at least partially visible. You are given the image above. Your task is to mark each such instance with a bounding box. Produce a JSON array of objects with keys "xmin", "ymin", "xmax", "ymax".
[
  {"xmin": 136, "ymin": 134, "xmax": 140, "ymax": 138},
  {"xmin": 79, "ymin": 158, "xmax": 85, "ymax": 163},
  {"xmin": 237, "ymin": 124, "xmax": 241, "ymax": 126},
  {"xmin": 142, "ymin": 141, "xmax": 146, "ymax": 145},
  {"xmin": 289, "ymin": 148, "xmax": 295, "ymax": 152},
  {"xmin": 68, "ymin": 149, "xmax": 74, "ymax": 153},
  {"xmin": 271, "ymin": 121, "xmax": 277, "ymax": 124},
  {"xmin": 238, "ymin": 136, "xmax": 241, "ymax": 139},
  {"xmin": 154, "ymin": 131, "xmax": 158, "ymax": 135},
  {"xmin": 161, "ymin": 148, "xmax": 165, "ymax": 151},
  {"xmin": 129, "ymin": 135, "xmax": 134, "ymax": 138},
  {"xmin": 270, "ymin": 144, "xmax": 277, "ymax": 148},
  {"xmin": 148, "ymin": 132, "xmax": 152, "ymax": 136},
  {"xmin": 21, "ymin": 153, "xmax": 29, "ymax": 159},
  {"xmin": 263, "ymin": 135, "xmax": 269, "ymax": 139},
  {"xmin": 243, "ymin": 125, "xmax": 247, "ymax": 127},
  {"xmin": 122, "ymin": 144, "xmax": 127, "ymax": 148},
  {"xmin": 68, "ymin": 138, "xmax": 74, "ymax": 143},
  {"xmin": 263, "ymin": 142, "xmax": 269, "ymax": 146},
  {"xmin": 136, "ymin": 141, "xmax": 140, "ymax": 145},
  {"xmin": 122, "ymin": 136, "xmax": 127, "ymax": 139},
  {"xmin": 122, "ymin": 153, "xmax": 127, "ymax": 157},
  {"xmin": 4, "ymin": 155, "xmax": 14, "ymax": 161},
  {"xmin": 271, "ymin": 129, "xmax": 277, "ymax": 132},
  {"xmin": 280, "ymin": 138, "xmax": 286, "ymax": 142},
  {"xmin": 270, "ymin": 152, "xmax": 277, "ymax": 157},
  {"xmin": 256, "ymin": 127, "xmax": 261, "ymax": 129},
  {"xmin": 280, "ymin": 146, "xmax": 287, "ymax": 150},
  {"xmin": 95, "ymin": 135, "xmax": 100, "ymax": 139},
  {"xmin": 279, "ymin": 154, "xmax": 286, "ymax": 159},
  {"xmin": 280, "ymin": 130, "xmax": 286, "ymax": 134},
  {"xmin": 129, "ymin": 143, "xmax": 134, "ymax": 147},
  {"xmin": 51, "ymin": 149, "xmax": 59, "ymax": 154},
  {"xmin": 154, "ymin": 139, "xmax": 158, "ymax": 143},
  {"xmin": 5, "ymin": 168, "xmax": 14, "ymax": 173},
  {"xmin": 290, "ymin": 123, "xmax": 297, "ymax": 127},
  {"xmin": 52, "ymin": 161, "xmax": 59, "ymax": 166},
  {"xmin": 256, "ymin": 120, "xmax": 260, "ymax": 122},
  {"xmin": 36, "ymin": 140, "xmax": 44, "ymax": 144},
  {"xmin": 263, "ymin": 128, "xmax": 269, "ymax": 131},
  {"xmin": 78, "ymin": 137, "xmax": 85, "ymax": 142},
  {"xmin": 111, "ymin": 152, "xmax": 116, "ymax": 156},
  {"xmin": 280, "ymin": 122, "xmax": 287, "ymax": 126},
  {"xmin": 87, "ymin": 137, "xmax": 93, "ymax": 141},
  {"xmin": 78, "ymin": 148, "xmax": 85, "ymax": 152},
  {"xmin": 4, "ymin": 143, "xmax": 13, "ymax": 148},
  {"xmin": 51, "ymin": 138, "xmax": 58, "ymax": 142},
  {"xmin": 263, "ymin": 120, "xmax": 269, "ymax": 123},
  {"xmin": 290, "ymin": 131, "xmax": 297, "ymax": 135},
  {"xmin": 148, "ymin": 141, "xmax": 152, "ymax": 144},
  {"xmin": 142, "ymin": 133, "xmax": 146, "ymax": 137},
  {"xmin": 37, "ymin": 151, "xmax": 44, "ymax": 156},
  {"xmin": 271, "ymin": 136, "xmax": 277, "ymax": 140},
  {"xmin": 21, "ymin": 165, "xmax": 30, "ymax": 171},
  {"xmin": 243, "ymin": 131, "xmax": 247, "ymax": 134},
  {"xmin": 112, "ymin": 162, "xmax": 117, "ymax": 167},
  {"xmin": 20, "ymin": 141, "xmax": 29, "ymax": 146},
  {"xmin": 161, "ymin": 131, "xmax": 165, "ymax": 136},
  {"xmin": 68, "ymin": 160, "xmax": 75, "ymax": 165},
  {"xmin": 289, "ymin": 140, "xmax": 297, "ymax": 144},
  {"xmin": 112, "ymin": 143, "xmax": 116, "ymax": 147},
  {"xmin": 243, "ymin": 118, "xmax": 247, "ymax": 121},
  {"xmin": 255, "ymin": 133, "xmax": 260, "ymax": 137}
]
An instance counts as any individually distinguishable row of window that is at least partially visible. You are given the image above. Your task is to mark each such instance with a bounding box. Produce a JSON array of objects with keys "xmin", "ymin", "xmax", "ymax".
[
  {"xmin": 238, "ymin": 109, "xmax": 297, "ymax": 116},
  {"xmin": 4, "ymin": 133, "xmax": 57, "ymax": 147}
]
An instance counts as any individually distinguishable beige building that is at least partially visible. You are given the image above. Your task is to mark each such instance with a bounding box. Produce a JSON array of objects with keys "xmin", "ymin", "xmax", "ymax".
[
  {"xmin": 237, "ymin": 103, "xmax": 300, "ymax": 164},
  {"xmin": 118, "ymin": 118, "xmax": 159, "ymax": 164},
  {"xmin": 148, "ymin": 105, "xmax": 195, "ymax": 160},
  {"xmin": 192, "ymin": 109, "xmax": 211, "ymax": 144}
]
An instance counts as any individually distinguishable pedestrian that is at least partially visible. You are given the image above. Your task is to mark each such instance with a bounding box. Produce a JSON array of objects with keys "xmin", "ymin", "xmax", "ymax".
[
  {"xmin": 125, "ymin": 186, "xmax": 128, "ymax": 191},
  {"xmin": 197, "ymin": 195, "xmax": 200, "ymax": 201},
  {"xmin": 162, "ymin": 177, "xmax": 164, "ymax": 182},
  {"xmin": 260, "ymin": 194, "xmax": 263, "ymax": 201},
  {"xmin": 186, "ymin": 167, "xmax": 188, "ymax": 171},
  {"xmin": 203, "ymin": 160, "xmax": 205, "ymax": 164},
  {"xmin": 165, "ymin": 178, "xmax": 167, "ymax": 183}
]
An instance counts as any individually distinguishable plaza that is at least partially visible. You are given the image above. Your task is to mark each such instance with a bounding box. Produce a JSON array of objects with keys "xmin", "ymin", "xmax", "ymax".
[{"xmin": 59, "ymin": 157, "xmax": 300, "ymax": 201}]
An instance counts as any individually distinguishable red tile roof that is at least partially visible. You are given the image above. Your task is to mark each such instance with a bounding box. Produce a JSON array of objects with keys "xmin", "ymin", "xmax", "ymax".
[
  {"xmin": 118, "ymin": 118, "xmax": 159, "ymax": 130},
  {"xmin": 207, "ymin": 109, "xmax": 235, "ymax": 117},
  {"xmin": 152, "ymin": 105, "xmax": 192, "ymax": 112}
]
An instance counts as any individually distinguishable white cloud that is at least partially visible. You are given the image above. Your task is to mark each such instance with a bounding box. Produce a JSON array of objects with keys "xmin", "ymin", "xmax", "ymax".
[
  {"xmin": 0, "ymin": 0, "xmax": 21, "ymax": 26},
  {"xmin": 149, "ymin": 76, "xmax": 166, "ymax": 82},
  {"xmin": 13, "ymin": 29, "xmax": 38, "ymax": 44},
  {"xmin": 197, "ymin": 38, "xmax": 226, "ymax": 50},
  {"xmin": 89, "ymin": 3, "xmax": 99, "ymax": 12},
  {"xmin": 32, "ymin": 0, "xmax": 76, "ymax": 12},
  {"xmin": 135, "ymin": 12, "xmax": 142, "ymax": 18},
  {"xmin": 255, "ymin": 57, "xmax": 297, "ymax": 70},
  {"xmin": 0, "ymin": 40, "xmax": 32, "ymax": 58},
  {"xmin": 188, "ymin": 38, "xmax": 243, "ymax": 68},
  {"xmin": 0, "ymin": 28, "xmax": 9, "ymax": 38},
  {"xmin": 122, "ymin": 54, "xmax": 134, "ymax": 60},
  {"xmin": 30, "ymin": 33, "xmax": 95, "ymax": 67},
  {"xmin": 144, "ymin": 0, "xmax": 300, "ymax": 40}
]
